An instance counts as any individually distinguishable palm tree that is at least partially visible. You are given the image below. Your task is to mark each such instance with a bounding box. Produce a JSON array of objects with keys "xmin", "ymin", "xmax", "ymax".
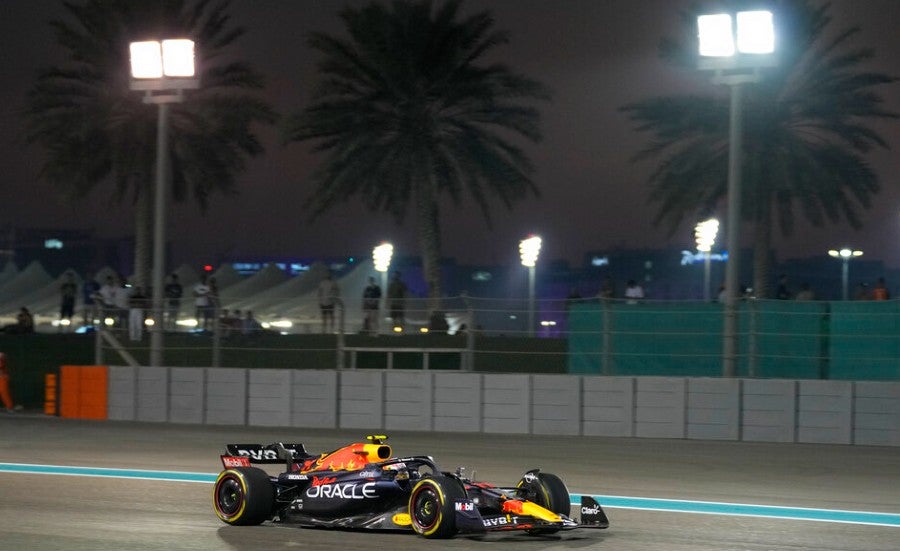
[
  {"xmin": 26, "ymin": 0, "xmax": 275, "ymax": 287},
  {"xmin": 621, "ymin": 0, "xmax": 896, "ymax": 297},
  {"xmin": 283, "ymin": 0, "xmax": 548, "ymax": 309}
]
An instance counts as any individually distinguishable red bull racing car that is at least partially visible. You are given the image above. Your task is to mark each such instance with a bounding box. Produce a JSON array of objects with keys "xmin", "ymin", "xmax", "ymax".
[{"xmin": 213, "ymin": 435, "xmax": 609, "ymax": 538}]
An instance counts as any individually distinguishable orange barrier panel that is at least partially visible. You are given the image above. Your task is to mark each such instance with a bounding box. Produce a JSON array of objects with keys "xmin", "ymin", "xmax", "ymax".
[
  {"xmin": 44, "ymin": 373, "xmax": 58, "ymax": 416},
  {"xmin": 59, "ymin": 366, "xmax": 108, "ymax": 420}
]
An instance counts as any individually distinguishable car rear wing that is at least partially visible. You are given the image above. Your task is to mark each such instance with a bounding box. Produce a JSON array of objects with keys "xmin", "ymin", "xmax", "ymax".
[{"xmin": 223, "ymin": 443, "xmax": 309, "ymax": 466}]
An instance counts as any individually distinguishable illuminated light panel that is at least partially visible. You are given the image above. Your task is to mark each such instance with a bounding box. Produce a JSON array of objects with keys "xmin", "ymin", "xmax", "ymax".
[
  {"xmin": 130, "ymin": 41, "xmax": 163, "ymax": 78},
  {"xmin": 698, "ymin": 14, "xmax": 734, "ymax": 57},
  {"xmin": 161, "ymin": 39, "xmax": 195, "ymax": 77},
  {"xmin": 519, "ymin": 235, "xmax": 542, "ymax": 267},
  {"xmin": 737, "ymin": 11, "xmax": 775, "ymax": 54}
]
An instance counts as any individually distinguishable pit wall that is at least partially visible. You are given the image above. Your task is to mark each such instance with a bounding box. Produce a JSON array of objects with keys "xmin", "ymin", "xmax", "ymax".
[{"xmin": 82, "ymin": 367, "xmax": 900, "ymax": 447}]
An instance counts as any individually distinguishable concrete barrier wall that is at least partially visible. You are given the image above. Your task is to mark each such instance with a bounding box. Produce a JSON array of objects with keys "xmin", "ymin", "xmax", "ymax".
[
  {"xmin": 291, "ymin": 370, "xmax": 338, "ymax": 428},
  {"xmin": 107, "ymin": 365, "xmax": 137, "ymax": 421},
  {"xmin": 205, "ymin": 368, "xmax": 247, "ymax": 426},
  {"xmin": 136, "ymin": 366, "xmax": 168, "ymax": 423},
  {"xmin": 105, "ymin": 368, "xmax": 898, "ymax": 447},
  {"xmin": 432, "ymin": 373, "xmax": 481, "ymax": 433},
  {"xmin": 854, "ymin": 382, "xmax": 900, "ymax": 446},
  {"xmin": 741, "ymin": 379, "xmax": 796, "ymax": 443},
  {"xmin": 582, "ymin": 376, "xmax": 634, "ymax": 437},
  {"xmin": 687, "ymin": 378, "xmax": 740, "ymax": 441},
  {"xmin": 531, "ymin": 375, "xmax": 580, "ymax": 436},
  {"xmin": 169, "ymin": 367, "xmax": 204, "ymax": 424}
]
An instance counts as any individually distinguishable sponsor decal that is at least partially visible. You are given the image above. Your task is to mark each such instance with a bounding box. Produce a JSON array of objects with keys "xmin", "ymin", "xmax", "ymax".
[
  {"xmin": 522, "ymin": 473, "xmax": 537, "ymax": 483},
  {"xmin": 455, "ymin": 501, "xmax": 475, "ymax": 512},
  {"xmin": 392, "ymin": 513, "xmax": 411, "ymax": 526},
  {"xmin": 221, "ymin": 456, "xmax": 251, "ymax": 468},
  {"xmin": 359, "ymin": 470, "xmax": 380, "ymax": 478},
  {"xmin": 306, "ymin": 482, "xmax": 377, "ymax": 499},
  {"xmin": 236, "ymin": 448, "xmax": 279, "ymax": 461},
  {"xmin": 285, "ymin": 474, "xmax": 308, "ymax": 480},
  {"xmin": 311, "ymin": 476, "xmax": 337, "ymax": 487},
  {"xmin": 482, "ymin": 516, "xmax": 516, "ymax": 527},
  {"xmin": 582, "ymin": 506, "xmax": 601, "ymax": 515}
]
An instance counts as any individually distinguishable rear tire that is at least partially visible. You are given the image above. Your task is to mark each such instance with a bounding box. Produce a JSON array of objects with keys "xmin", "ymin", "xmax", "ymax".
[
  {"xmin": 213, "ymin": 467, "xmax": 274, "ymax": 526},
  {"xmin": 408, "ymin": 475, "xmax": 466, "ymax": 538}
]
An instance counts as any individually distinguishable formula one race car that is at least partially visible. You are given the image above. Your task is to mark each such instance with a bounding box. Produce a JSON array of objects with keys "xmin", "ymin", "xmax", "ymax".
[{"xmin": 213, "ymin": 435, "xmax": 609, "ymax": 538}]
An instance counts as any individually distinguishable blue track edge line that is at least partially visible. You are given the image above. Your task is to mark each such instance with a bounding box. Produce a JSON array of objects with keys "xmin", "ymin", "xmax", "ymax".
[
  {"xmin": 2, "ymin": 463, "xmax": 896, "ymax": 527},
  {"xmin": 571, "ymin": 493, "xmax": 900, "ymax": 527}
]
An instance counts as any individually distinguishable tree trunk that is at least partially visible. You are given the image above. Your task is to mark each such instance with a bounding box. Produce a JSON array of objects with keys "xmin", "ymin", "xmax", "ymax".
[
  {"xmin": 752, "ymin": 210, "xmax": 772, "ymax": 299},
  {"xmin": 415, "ymin": 182, "xmax": 442, "ymax": 313},
  {"xmin": 133, "ymin": 185, "xmax": 152, "ymax": 289}
]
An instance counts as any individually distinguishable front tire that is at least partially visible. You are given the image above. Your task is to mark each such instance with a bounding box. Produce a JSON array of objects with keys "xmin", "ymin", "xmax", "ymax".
[
  {"xmin": 213, "ymin": 467, "xmax": 274, "ymax": 526},
  {"xmin": 408, "ymin": 476, "xmax": 466, "ymax": 538},
  {"xmin": 517, "ymin": 471, "xmax": 570, "ymax": 534}
]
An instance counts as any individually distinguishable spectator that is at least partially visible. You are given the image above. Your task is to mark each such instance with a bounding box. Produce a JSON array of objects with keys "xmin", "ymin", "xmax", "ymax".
[
  {"xmin": 775, "ymin": 274, "xmax": 791, "ymax": 300},
  {"xmin": 82, "ymin": 273, "xmax": 101, "ymax": 326},
  {"xmin": 98, "ymin": 275, "xmax": 118, "ymax": 323},
  {"xmin": 0, "ymin": 352, "xmax": 22, "ymax": 412},
  {"xmin": 317, "ymin": 272, "xmax": 341, "ymax": 333},
  {"xmin": 1, "ymin": 308, "xmax": 34, "ymax": 335},
  {"xmin": 59, "ymin": 271, "xmax": 77, "ymax": 329},
  {"xmin": 854, "ymin": 283, "xmax": 870, "ymax": 301},
  {"xmin": 872, "ymin": 278, "xmax": 890, "ymax": 301},
  {"xmin": 428, "ymin": 310, "xmax": 449, "ymax": 334},
  {"xmin": 242, "ymin": 310, "xmax": 262, "ymax": 336},
  {"xmin": 387, "ymin": 272, "xmax": 407, "ymax": 329},
  {"xmin": 624, "ymin": 279, "xmax": 644, "ymax": 304},
  {"xmin": 795, "ymin": 283, "xmax": 816, "ymax": 301},
  {"xmin": 113, "ymin": 278, "xmax": 131, "ymax": 329},
  {"xmin": 128, "ymin": 286, "xmax": 147, "ymax": 342},
  {"xmin": 362, "ymin": 276, "xmax": 382, "ymax": 335},
  {"xmin": 193, "ymin": 274, "xmax": 212, "ymax": 331},
  {"xmin": 164, "ymin": 273, "xmax": 183, "ymax": 331},
  {"xmin": 597, "ymin": 277, "xmax": 615, "ymax": 300}
]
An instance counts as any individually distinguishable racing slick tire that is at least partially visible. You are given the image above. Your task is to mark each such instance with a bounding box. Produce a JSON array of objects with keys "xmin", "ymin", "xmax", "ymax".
[
  {"xmin": 213, "ymin": 467, "xmax": 274, "ymax": 526},
  {"xmin": 517, "ymin": 471, "xmax": 571, "ymax": 534},
  {"xmin": 408, "ymin": 475, "xmax": 466, "ymax": 539}
]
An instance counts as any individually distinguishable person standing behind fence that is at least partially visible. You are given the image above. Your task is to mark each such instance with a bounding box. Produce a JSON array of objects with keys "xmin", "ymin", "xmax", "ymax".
[
  {"xmin": 98, "ymin": 276, "xmax": 117, "ymax": 324},
  {"xmin": 128, "ymin": 286, "xmax": 147, "ymax": 341},
  {"xmin": 317, "ymin": 272, "xmax": 340, "ymax": 333},
  {"xmin": 387, "ymin": 272, "xmax": 407, "ymax": 329},
  {"xmin": 58, "ymin": 272, "xmax": 77, "ymax": 330},
  {"xmin": 164, "ymin": 273, "xmax": 183, "ymax": 331},
  {"xmin": 113, "ymin": 278, "xmax": 131, "ymax": 329},
  {"xmin": 362, "ymin": 276, "xmax": 381, "ymax": 334},
  {"xmin": 872, "ymin": 277, "xmax": 890, "ymax": 301},
  {"xmin": 0, "ymin": 352, "xmax": 21, "ymax": 412},
  {"xmin": 624, "ymin": 279, "xmax": 644, "ymax": 304},
  {"xmin": 193, "ymin": 275, "xmax": 212, "ymax": 331},
  {"xmin": 82, "ymin": 273, "xmax": 100, "ymax": 326}
]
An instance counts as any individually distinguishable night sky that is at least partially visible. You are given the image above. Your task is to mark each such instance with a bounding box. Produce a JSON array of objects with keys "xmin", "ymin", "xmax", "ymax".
[{"xmin": 1, "ymin": 0, "xmax": 899, "ymax": 271}]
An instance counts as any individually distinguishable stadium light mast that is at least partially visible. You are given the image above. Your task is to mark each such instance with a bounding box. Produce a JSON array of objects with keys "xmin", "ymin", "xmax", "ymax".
[
  {"xmin": 698, "ymin": 9, "xmax": 776, "ymax": 377},
  {"xmin": 695, "ymin": 218, "xmax": 720, "ymax": 301},
  {"xmin": 372, "ymin": 242, "xmax": 394, "ymax": 321},
  {"xmin": 828, "ymin": 248, "xmax": 863, "ymax": 300},
  {"xmin": 130, "ymin": 39, "xmax": 199, "ymax": 368},
  {"xmin": 519, "ymin": 235, "xmax": 542, "ymax": 337}
]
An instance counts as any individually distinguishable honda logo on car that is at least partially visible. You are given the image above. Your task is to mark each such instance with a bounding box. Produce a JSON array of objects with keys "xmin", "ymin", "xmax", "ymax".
[{"xmin": 306, "ymin": 481, "xmax": 377, "ymax": 499}]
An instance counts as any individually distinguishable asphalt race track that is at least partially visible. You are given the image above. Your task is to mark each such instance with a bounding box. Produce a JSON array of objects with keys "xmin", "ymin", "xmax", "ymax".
[{"xmin": 1, "ymin": 415, "xmax": 897, "ymax": 550}]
